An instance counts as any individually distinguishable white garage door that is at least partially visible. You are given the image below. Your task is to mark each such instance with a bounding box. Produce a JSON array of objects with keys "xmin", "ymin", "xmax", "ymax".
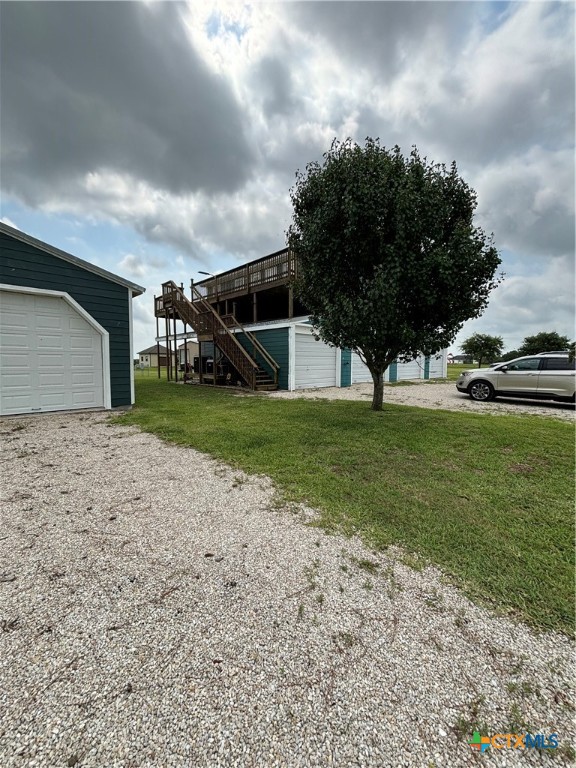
[
  {"xmin": 351, "ymin": 351, "xmax": 373, "ymax": 384},
  {"xmin": 0, "ymin": 290, "xmax": 105, "ymax": 415},
  {"xmin": 295, "ymin": 332, "xmax": 337, "ymax": 389}
]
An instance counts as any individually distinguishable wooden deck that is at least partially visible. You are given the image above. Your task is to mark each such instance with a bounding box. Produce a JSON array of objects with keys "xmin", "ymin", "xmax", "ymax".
[{"xmin": 195, "ymin": 248, "xmax": 297, "ymax": 303}]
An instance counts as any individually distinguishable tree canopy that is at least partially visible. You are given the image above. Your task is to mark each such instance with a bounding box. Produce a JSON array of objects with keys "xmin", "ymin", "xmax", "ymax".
[
  {"xmin": 460, "ymin": 333, "xmax": 504, "ymax": 367},
  {"xmin": 517, "ymin": 331, "xmax": 571, "ymax": 356},
  {"xmin": 288, "ymin": 138, "xmax": 501, "ymax": 410}
]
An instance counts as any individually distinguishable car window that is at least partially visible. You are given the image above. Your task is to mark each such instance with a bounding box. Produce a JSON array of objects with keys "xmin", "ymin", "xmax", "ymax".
[
  {"xmin": 506, "ymin": 358, "xmax": 541, "ymax": 371},
  {"xmin": 542, "ymin": 357, "xmax": 576, "ymax": 371}
]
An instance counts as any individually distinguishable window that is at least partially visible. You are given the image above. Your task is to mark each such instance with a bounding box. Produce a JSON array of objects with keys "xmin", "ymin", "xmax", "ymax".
[
  {"xmin": 506, "ymin": 358, "xmax": 541, "ymax": 371},
  {"xmin": 542, "ymin": 357, "xmax": 575, "ymax": 371}
]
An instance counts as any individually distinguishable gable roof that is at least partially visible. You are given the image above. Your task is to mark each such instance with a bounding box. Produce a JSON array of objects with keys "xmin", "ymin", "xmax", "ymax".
[
  {"xmin": 139, "ymin": 345, "xmax": 168, "ymax": 355},
  {"xmin": 0, "ymin": 222, "xmax": 145, "ymax": 296}
]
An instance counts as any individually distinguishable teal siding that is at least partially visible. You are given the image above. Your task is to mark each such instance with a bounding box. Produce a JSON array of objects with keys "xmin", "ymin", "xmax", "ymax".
[
  {"xmin": 388, "ymin": 361, "xmax": 398, "ymax": 382},
  {"xmin": 424, "ymin": 356, "xmax": 430, "ymax": 380},
  {"xmin": 0, "ymin": 233, "xmax": 132, "ymax": 407},
  {"xmin": 340, "ymin": 349, "xmax": 352, "ymax": 387},
  {"xmin": 236, "ymin": 328, "xmax": 289, "ymax": 389}
]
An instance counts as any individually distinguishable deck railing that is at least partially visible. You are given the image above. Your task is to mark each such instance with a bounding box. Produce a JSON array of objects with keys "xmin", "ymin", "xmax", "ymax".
[{"xmin": 196, "ymin": 248, "xmax": 298, "ymax": 303}]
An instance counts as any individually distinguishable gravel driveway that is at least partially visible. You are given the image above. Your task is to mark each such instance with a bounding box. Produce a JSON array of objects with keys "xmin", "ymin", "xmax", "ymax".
[
  {"xmin": 266, "ymin": 380, "xmax": 576, "ymax": 421},
  {"xmin": 0, "ymin": 412, "xmax": 574, "ymax": 768}
]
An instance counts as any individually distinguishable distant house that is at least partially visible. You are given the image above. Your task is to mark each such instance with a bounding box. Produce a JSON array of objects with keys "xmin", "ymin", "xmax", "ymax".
[
  {"xmin": 452, "ymin": 354, "xmax": 474, "ymax": 364},
  {"xmin": 0, "ymin": 222, "xmax": 145, "ymax": 416},
  {"xmin": 177, "ymin": 340, "xmax": 198, "ymax": 368},
  {"xmin": 138, "ymin": 345, "xmax": 167, "ymax": 368},
  {"xmin": 155, "ymin": 248, "xmax": 449, "ymax": 390}
]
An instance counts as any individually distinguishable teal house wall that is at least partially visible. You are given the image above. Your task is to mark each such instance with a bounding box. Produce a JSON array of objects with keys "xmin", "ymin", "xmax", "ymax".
[
  {"xmin": 0, "ymin": 228, "xmax": 143, "ymax": 408},
  {"xmin": 340, "ymin": 349, "xmax": 352, "ymax": 387},
  {"xmin": 236, "ymin": 328, "xmax": 289, "ymax": 390},
  {"xmin": 424, "ymin": 356, "xmax": 430, "ymax": 379}
]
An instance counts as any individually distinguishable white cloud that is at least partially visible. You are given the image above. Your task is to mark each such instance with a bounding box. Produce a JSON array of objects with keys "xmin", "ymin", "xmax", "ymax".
[{"xmin": 118, "ymin": 253, "xmax": 148, "ymax": 278}]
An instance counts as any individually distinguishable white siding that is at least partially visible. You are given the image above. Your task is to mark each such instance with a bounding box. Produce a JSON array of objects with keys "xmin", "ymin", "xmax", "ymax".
[
  {"xmin": 295, "ymin": 331, "xmax": 337, "ymax": 389},
  {"xmin": 397, "ymin": 357, "xmax": 424, "ymax": 380},
  {"xmin": 352, "ymin": 350, "xmax": 447, "ymax": 382},
  {"xmin": 428, "ymin": 351, "xmax": 447, "ymax": 378},
  {"xmin": 351, "ymin": 352, "xmax": 373, "ymax": 384}
]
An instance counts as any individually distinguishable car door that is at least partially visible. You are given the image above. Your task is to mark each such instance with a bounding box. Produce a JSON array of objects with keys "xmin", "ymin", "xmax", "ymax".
[
  {"xmin": 497, "ymin": 357, "xmax": 542, "ymax": 395},
  {"xmin": 538, "ymin": 357, "xmax": 576, "ymax": 398}
]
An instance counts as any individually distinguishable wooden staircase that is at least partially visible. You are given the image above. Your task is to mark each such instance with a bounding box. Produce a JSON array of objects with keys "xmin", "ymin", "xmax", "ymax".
[{"xmin": 157, "ymin": 281, "xmax": 279, "ymax": 391}]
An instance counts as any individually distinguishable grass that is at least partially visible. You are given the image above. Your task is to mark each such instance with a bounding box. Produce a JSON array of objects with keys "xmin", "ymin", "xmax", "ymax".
[
  {"xmin": 116, "ymin": 376, "xmax": 575, "ymax": 633},
  {"xmin": 446, "ymin": 362, "xmax": 475, "ymax": 381}
]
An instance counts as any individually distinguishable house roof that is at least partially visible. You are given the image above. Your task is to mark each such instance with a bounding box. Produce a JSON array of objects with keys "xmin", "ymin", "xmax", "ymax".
[
  {"xmin": 139, "ymin": 345, "xmax": 168, "ymax": 355},
  {"xmin": 0, "ymin": 222, "xmax": 146, "ymax": 296}
]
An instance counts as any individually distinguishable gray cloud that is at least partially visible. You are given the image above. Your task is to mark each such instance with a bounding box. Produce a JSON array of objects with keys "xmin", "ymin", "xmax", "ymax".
[
  {"xmin": 423, "ymin": 57, "xmax": 574, "ymax": 169},
  {"xmin": 474, "ymin": 148, "xmax": 575, "ymax": 260},
  {"xmin": 1, "ymin": 2, "xmax": 255, "ymax": 202},
  {"xmin": 254, "ymin": 56, "xmax": 300, "ymax": 118},
  {"xmin": 286, "ymin": 1, "xmax": 473, "ymax": 78}
]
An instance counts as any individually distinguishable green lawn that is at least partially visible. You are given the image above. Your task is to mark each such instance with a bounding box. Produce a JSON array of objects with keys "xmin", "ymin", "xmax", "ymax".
[
  {"xmin": 116, "ymin": 377, "xmax": 575, "ymax": 633},
  {"xmin": 446, "ymin": 362, "xmax": 473, "ymax": 380}
]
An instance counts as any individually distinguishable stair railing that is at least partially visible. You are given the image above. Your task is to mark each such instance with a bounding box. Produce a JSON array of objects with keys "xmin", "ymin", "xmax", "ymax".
[
  {"xmin": 220, "ymin": 314, "xmax": 279, "ymax": 387},
  {"xmin": 162, "ymin": 282, "xmax": 260, "ymax": 388},
  {"xmin": 158, "ymin": 281, "xmax": 279, "ymax": 389}
]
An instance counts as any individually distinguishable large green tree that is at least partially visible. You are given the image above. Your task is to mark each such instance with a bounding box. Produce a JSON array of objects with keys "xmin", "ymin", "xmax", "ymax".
[
  {"xmin": 460, "ymin": 333, "xmax": 504, "ymax": 367},
  {"xmin": 517, "ymin": 331, "xmax": 571, "ymax": 356},
  {"xmin": 288, "ymin": 138, "xmax": 501, "ymax": 410}
]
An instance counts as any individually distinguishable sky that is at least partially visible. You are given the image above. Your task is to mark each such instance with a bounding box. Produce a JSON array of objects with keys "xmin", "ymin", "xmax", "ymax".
[{"xmin": 1, "ymin": 0, "xmax": 574, "ymax": 358}]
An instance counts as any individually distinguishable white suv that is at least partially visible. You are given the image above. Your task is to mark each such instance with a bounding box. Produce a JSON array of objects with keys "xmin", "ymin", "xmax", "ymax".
[{"xmin": 456, "ymin": 352, "xmax": 575, "ymax": 403}]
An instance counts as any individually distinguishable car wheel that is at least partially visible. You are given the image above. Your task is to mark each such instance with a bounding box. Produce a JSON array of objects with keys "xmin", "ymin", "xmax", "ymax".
[{"xmin": 469, "ymin": 380, "xmax": 495, "ymax": 402}]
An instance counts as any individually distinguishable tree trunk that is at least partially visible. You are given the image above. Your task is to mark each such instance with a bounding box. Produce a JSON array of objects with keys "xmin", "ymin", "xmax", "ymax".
[{"xmin": 370, "ymin": 369, "xmax": 384, "ymax": 411}]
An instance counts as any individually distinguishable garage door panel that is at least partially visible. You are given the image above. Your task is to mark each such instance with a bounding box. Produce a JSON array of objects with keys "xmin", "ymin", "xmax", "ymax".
[
  {"xmin": 36, "ymin": 313, "xmax": 65, "ymax": 330},
  {"xmin": 0, "ymin": 289, "xmax": 105, "ymax": 415},
  {"xmin": 2, "ymin": 394, "xmax": 35, "ymax": 414},
  {"xmin": 72, "ymin": 372, "xmax": 97, "ymax": 386},
  {"xmin": 0, "ymin": 312, "xmax": 29, "ymax": 328},
  {"xmin": 2, "ymin": 332, "xmax": 30, "ymax": 348},
  {"xmin": 39, "ymin": 373, "xmax": 66, "ymax": 387},
  {"xmin": 4, "ymin": 371, "xmax": 34, "ymax": 388},
  {"xmin": 39, "ymin": 392, "xmax": 68, "ymax": 408},
  {"xmin": 33, "ymin": 295, "xmax": 64, "ymax": 312},
  {"xmin": 70, "ymin": 335, "xmax": 97, "ymax": 350},
  {"xmin": 1, "ymin": 351, "xmax": 33, "ymax": 366},
  {"xmin": 398, "ymin": 359, "xmax": 423, "ymax": 379},
  {"xmin": 72, "ymin": 390, "xmax": 101, "ymax": 406},
  {"xmin": 351, "ymin": 352, "xmax": 373, "ymax": 383},
  {"xmin": 295, "ymin": 333, "xmax": 337, "ymax": 389},
  {"xmin": 69, "ymin": 315, "xmax": 95, "ymax": 331},
  {"xmin": 37, "ymin": 334, "xmax": 66, "ymax": 350},
  {"xmin": 70, "ymin": 353, "xmax": 97, "ymax": 369}
]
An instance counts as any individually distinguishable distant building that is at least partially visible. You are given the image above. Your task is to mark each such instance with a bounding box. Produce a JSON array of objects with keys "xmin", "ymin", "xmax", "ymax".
[{"xmin": 138, "ymin": 345, "xmax": 168, "ymax": 368}]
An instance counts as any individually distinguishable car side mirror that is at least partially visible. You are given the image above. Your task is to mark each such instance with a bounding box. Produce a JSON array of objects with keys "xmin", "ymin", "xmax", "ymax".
[{"xmin": 499, "ymin": 365, "xmax": 508, "ymax": 372}]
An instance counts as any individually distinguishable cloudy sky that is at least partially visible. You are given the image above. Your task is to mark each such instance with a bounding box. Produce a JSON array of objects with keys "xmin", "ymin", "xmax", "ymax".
[{"xmin": 1, "ymin": 0, "xmax": 574, "ymax": 357}]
